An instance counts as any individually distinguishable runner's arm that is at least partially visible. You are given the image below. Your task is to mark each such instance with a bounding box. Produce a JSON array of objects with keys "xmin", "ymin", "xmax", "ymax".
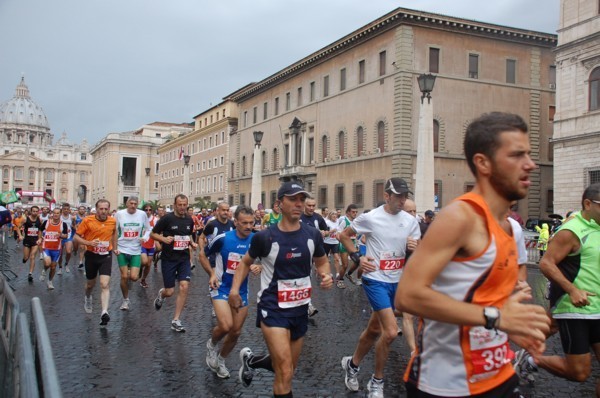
[
  {"xmin": 314, "ymin": 254, "xmax": 333, "ymax": 289},
  {"xmin": 396, "ymin": 201, "xmax": 549, "ymax": 340}
]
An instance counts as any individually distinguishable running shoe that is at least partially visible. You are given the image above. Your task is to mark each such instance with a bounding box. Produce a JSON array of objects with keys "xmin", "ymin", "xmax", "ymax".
[
  {"xmin": 139, "ymin": 279, "xmax": 148, "ymax": 288},
  {"xmin": 65, "ymin": 265, "xmax": 70, "ymax": 273},
  {"xmin": 216, "ymin": 357, "xmax": 230, "ymax": 379},
  {"xmin": 171, "ymin": 319, "xmax": 185, "ymax": 332},
  {"xmin": 308, "ymin": 303, "xmax": 319, "ymax": 317},
  {"xmin": 341, "ymin": 356, "xmax": 360, "ymax": 391},
  {"xmin": 154, "ymin": 288, "xmax": 165, "ymax": 310},
  {"xmin": 239, "ymin": 347, "xmax": 254, "ymax": 388},
  {"xmin": 57, "ymin": 267, "xmax": 62, "ymax": 275},
  {"xmin": 356, "ymin": 277, "xmax": 363, "ymax": 286},
  {"xmin": 78, "ymin": 263, "xmax": 84, "ymax": 270},
  {"xmin": 47, "ymin": 280, "xmax": 54, "ymax": 290},
  {"xmin": 336, "ymin": 279, "xmax": 347, "ymax": 289},
  {"xmin": 120, "ymin": 298, "xmax": 130, "ymax": 311},
  {"xmin": 514, "ymin": 349, "xmax": 538, "ymax": 383},
  {"xmin": 346, "ymin": 274, "xmax": 359, "ymax": 285},
  {"xmin": 206, "ymin": 339, "xmax": 219, "ymax": 371},
  {"xmin": 367, "ymin": 376, "xmax": 384, "ymax": 398},
  {"xmin": 84, "ymin": 296, "xmax": 93, "ymax": 314},
  {"xmin": 28, "ymin": 273, "xmax": 33, "ymax": 282},
  {"xmin": 100, "ymin": 312, "xmax": 110, "ymax": 326},
  {"xmin": 39, "ymin": 270, "xmax": 46, "ymax": 281}
]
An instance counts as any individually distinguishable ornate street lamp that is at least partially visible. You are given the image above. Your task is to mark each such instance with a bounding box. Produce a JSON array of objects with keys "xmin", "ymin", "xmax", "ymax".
[
  {"xmin": 251, "ymin": 131, "xmax": 264, "ymax": 210},
  {"xmin": 417, "ymin": 73, "xmax": 436, "ymax": 104},
  {"xmin": 183, "ymin": 155, "xmax": 191, "ymax": 197}
]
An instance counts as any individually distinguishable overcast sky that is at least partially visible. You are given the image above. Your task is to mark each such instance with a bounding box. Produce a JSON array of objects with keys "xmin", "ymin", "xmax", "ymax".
[{"xmin": 0, "ymin": 0, "xmax": 560, "ymax": 146}]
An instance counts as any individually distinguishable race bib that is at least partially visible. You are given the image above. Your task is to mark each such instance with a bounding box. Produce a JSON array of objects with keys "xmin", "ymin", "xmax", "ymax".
[
  {"xmin": 44, "ymin": 231, "xmax": 59, "ymax": 242},
  {"xmin": 379, "ymin": 251, "xmax": 405, "ymax": 271},
  {"xmin": 123, "ymin": 227, "xmax": 140, "ymax": 239},
  {"xmin": 27, "ymin": 227, "xmax": 39, "ymax": 237},
  {"xmin": 173, "ymin": 235, "xmax": 190, "ymax": 250},
  {"xmin": 468, "ymin": 326, "xmax": 511, "ymax": 383},
  {"xmin": 92, "ymin": 241, "xmax": 110, "ymax": 255},
  {"xmin": 277, "ymin": 276, "xmax": 312, "ymax": 308},
  {"xmin": 226, "ymin": 252, "xmax": 242, "ymax": 274}
]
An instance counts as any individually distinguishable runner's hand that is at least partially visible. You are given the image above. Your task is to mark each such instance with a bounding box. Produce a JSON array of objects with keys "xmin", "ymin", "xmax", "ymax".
[
  {"xmin": 568, "ymin": 288, "xmax": 595, "ymax": 307},
  {"xmin": 163, "ymin": 236, "xmax": 174, "ymax": 244},
  {"xmin": 319, "ymin": 272, "xmax": 334, "ymax": 289},
  {"xmin": 360, "ymin": 256, "xmax": 377, "ymax": 273},
  {"xmin": 249, "ymin": 264, "xmax": 262, "ymax": 276},
  {"xmin": 509, "ymin": 335, "xmax": 546, "ymax": 359},
  {"xmin": 228, "ymin": 292, "xmax": 242, "ymax": 313},
  {"xmin": 406, "ymin": 237, "xmax": 418, "ymax": 252},
  {"xmin": 208, "ymin": 275, "xmax": 219, "ymax": 290},
  {"xmin": 498, "ymin": 290, "xmax": 550, "ymax": 341}
]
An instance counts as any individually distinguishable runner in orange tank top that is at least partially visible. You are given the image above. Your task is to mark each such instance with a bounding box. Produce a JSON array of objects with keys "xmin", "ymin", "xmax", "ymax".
[{"xmin": 396, "ymin": 112, "xmax": 550, "ymax": 397}]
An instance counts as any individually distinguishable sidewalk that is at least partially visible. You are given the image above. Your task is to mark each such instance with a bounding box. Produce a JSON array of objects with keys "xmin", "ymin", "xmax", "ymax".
[{"xmin": 5, "ymin": 237, "xmax": 597, "ymax": 397}]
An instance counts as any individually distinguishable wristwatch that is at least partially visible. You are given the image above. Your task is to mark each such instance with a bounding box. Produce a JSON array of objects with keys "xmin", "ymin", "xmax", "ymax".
[
  {"xmin": 350, "ymin": 251, "xmax": 362, "ymax": 264},
  {"xmin": 483, "ymin": 306, "xmax": 500, "ymax": 330}
]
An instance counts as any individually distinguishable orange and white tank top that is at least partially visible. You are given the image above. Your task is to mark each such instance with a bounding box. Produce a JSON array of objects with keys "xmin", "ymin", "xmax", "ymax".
[
  {"xmin": 404, "ymin": 192, "xmax": 518, "ymax": 396},
  {"xmin": 42, "ymin": 221, "xmax": 63, "ymax": 251},
  {"xmin": 142, "ymin": 215, "xmax": 157, "ymax": 249}
]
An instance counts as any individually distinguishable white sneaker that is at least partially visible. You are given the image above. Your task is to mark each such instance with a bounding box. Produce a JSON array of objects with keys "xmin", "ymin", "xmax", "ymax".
[
  {"xmin": 206, "ymin": 339, "xmax": 218, "ymax": 371},
  {"xmin": 84, "ymin": 296, "xmax": 93, "ymax": 314},
  {"xmin": 57, "ymin": 267, "xmax": 63, "ymax": 275},
  {"xmin": 367, "ymin": 376, "xmax": 384, "ymax": 398},
  {"xmin": 120, "ymin": 298, "xmax": 130, "ymax": 311},
  {"xmin": 39, "ymin": 270, "xmax": 46, "ymax": 281},
  {"xmin": 341, "ymin": 356, "xmax": 360, "ymax": 391},
  {"xmin": 216, "ymin": 356, "xmax": 230, "ymax": 378},
  {"xmin": 47, "ymin": 280, "xmax": 54, "ymax": 290},
  {"xmin": 66, "ymin": 265, "xmax": 70, "ymax": 273}
]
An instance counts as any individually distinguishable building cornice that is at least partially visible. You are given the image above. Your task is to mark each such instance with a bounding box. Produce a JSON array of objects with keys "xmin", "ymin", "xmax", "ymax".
[{"xmin": 228, "ymin": 7, "xmax": 557, "ymax": 102}]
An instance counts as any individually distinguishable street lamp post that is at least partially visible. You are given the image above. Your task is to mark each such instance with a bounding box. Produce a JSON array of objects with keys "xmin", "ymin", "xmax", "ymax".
[
  {"xmin": 250, "ymin": 131, "xmax": 264, "ymax": 210},
  {"xmin": 145, "ymin": 167, "xmax": 151, "ymax": 203},
  {"xmin": 183, "ymin": 154, "xmax": 191, "ymax": 198},
  {"xmin": 415, "ymin": 73, "xmax": 437, "ymax": 214}
]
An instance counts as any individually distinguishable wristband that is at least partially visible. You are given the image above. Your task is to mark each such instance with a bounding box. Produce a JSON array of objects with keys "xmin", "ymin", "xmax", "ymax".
[{"xmin": 350, "ymin": 251, "xmax": 361, "ymax": 264}]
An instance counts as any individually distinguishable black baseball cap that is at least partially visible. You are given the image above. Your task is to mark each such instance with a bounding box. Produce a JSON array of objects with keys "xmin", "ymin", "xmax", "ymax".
[
  {"xmin": 384, "ymin": 177, "xmax": 412, "ymax": 195},
  {"xmin": 277, "ymin": 181, "xmax": 311, "ymax": 200}
]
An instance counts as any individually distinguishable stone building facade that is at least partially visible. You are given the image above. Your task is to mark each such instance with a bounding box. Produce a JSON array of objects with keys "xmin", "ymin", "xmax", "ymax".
[
  {"xmin": 157, "ymin": 101, "xmax": 235, "ymax": 208},
  {"xmin": 553, "ymin": 0, "xmax": 600, "ymax": 215},
  {"xmin": 90, "ymin": 122, "xmax": 191, "ymax": 207},
  {"xmin": 227, "ymin": 7, "xmax": 557, "ymax": 219},
  {"xmin": 0, "ymin": 77, "xmax": 92, "ymax": 207}
]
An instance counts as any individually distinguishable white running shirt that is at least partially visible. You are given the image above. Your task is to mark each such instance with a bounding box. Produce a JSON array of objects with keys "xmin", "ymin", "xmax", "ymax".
[{"xmin": 116, "ymin": 209, "xmax": 151, "ymax": 255}]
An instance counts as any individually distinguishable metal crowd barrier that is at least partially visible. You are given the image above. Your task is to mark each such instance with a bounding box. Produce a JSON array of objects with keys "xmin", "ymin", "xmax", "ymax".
[
  {"xmin": 525, "ymin": 236, "xmax": 540, "ymax": 264},
  {"xmin": 0, "ymin": 276, "xmax": 62, "ymax": 397}
]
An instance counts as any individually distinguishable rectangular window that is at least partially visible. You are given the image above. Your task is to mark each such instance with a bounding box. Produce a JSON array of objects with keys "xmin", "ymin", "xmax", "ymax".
[
  {"xmin": 310, "ymin": 81, "xmax": 315, "ymax": 101},
  {"xmin": 546, "ymin": 189, "xmax": 554, "ymax": 213},
  {"xmin": 308, "ymin": 137, "xmax": 314, "ymax": 163},
  {"xmin": 374, "ymin": 181, "xmax": 384, "ymax": 206},
  {"xmin": 270, "ymin": 191, "xmax": 277, "ymax": 208},
  {"xmin": 323, "ymin": 75, "xmax": 329, "ymax": 97},
  {"xmin": 243, "ymin": 111, "xmax": 247, "ymax": 127},
  {"xmin": 469, "ymin": 53, "xmax": 479, "ymax": 79},
  {"xmin": 429, "ymin": 48, "xmax": 440, "ymax": 73},
  {"xmin": 549, "ymin": 65, "xmax": 556, "ymax": 88},
  {"xmin": 253, "ymin": 107, "xmax": 257, "ymax": 124},
  {"xmin": 358, "ymin": 60, "xmax": 365, "ymax": 84},
  {"xmin": 318, "ymin": 186, "xmax": 328, "ymax": 208},
  {"xmin": 590, "ymin": 169, "xmax": 600, "ymax": 185},
  {"xmin": 353, "ymin": 183, "xmax": 364, "ymax": 207},
  {"xmin": 379, "ymin": 51, "xmax": 386, "ymax": 76},
  {"xmin": 434, "ymin": 180, "xmax": 442, "ymax": 209},
  {"xmin": 506, "ymin": 59, "xmax": 516, "ymax": 84},
  {"xmin": 263, "ymin": 102, "xmax": 268, "ymax": 120},
  {"xmin": 286, "ymin": 92, "xmax": 291, "ymax": 111},
  {"xmin": 297, "ymin": 87, "xmax": 302, "ymax": 107},
  {"xmin": 335, "ymin": 184, "xmax": 345, "ymax": 209},
  {"xmin": 340, "ymin": 68, "xmax": 346, "ymax": 91},
  {"xmin": 549, "ymin": 105, "xmax": 556, "ymax": 122},
  {"xmin": 240, "ymin": 193, "xmax": 246, "ymax": 205},
  {"xmin": 274, "ymin": 97, "xmax": 279, "ymax": 115}
]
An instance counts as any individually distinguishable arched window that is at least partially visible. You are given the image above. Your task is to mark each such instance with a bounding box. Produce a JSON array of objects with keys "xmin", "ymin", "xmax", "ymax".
[
  {"xmin": 273, "ymin": 148, "xmax": 279, "ymax": 170},
  {"xmin": 338, "ymin": 131, "xmax": 345, "ymax": 159},
  {"xmin": 2, "ymin": 168, "xmax": 8, "ymax": 179},
  {"xmin": 590, "ymin": 67, "xmax": 600, "ymax": 111},
  {"xmin": 356, "ymin": 127, "xmax": 364, "ymax": 156},
  {"xmin": 433, "ymin": 120, "xmax": 440, "ymax": 153},
  {"xmin": 377, "ymin": 121, "xmax": 385, "ymax": 152},
  {"xmin": 322, "ymin": 136, "xmax": 328, "ymax": 162},
  {"xmin": 29, "ymin": 168, "xmax": 35, "ymax": 180}
]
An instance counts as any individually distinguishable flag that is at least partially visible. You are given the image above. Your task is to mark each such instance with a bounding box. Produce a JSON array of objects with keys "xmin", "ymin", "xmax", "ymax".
[
  {"xmin": 0, "ymin": 190, "xmax": 19, "ymax": 204},
  {"xmin": 179, "ymin": 146, "xmax": 184, "ymax": 161}
]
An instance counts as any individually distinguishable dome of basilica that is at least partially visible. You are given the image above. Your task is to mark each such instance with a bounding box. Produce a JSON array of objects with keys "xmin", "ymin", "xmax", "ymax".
[{"xmin": 0, "ymin": 77, "xmax": 49, "ymax": 129}]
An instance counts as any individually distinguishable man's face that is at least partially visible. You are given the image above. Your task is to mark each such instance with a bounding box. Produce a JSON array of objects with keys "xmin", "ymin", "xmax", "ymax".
[
  {"xmin": 488, "ymin": 131, "xmax": 536, "ymax": 202},
  {"xmin": 254, "ymin": 210, "xmax": 262, "ymax": 219},
  {"xmin": 174, "ymin": 198, "xmax": 188, "ymax": 217},
  {"xmin": 346, "ymin": 208, "xmax": 358, "ymax": 221},
  {"xmin": 51, "ymin": 209, "xmax": 61, "ymax": 221},
  {"xmin": 144, "ymin": 207, "xmax": 153, "ymax": 217},
  {"xmin": 201, "ymin": 208, "xmax": 208, "ymax": 216},
  {"xmin": 157, "ymin": 207, "xmax": 166, "ymax": 217},
  {"xmin": 304, "ymin": 199, "xmax": 316, "ymax": 216},
  {"xmin": 385, "ymin": 191, "xmax": 407, "ymax": 215},
  {"xmin": 127, "ymin": 199, "xmax": 138, "ymax": 214},
  {"xmin": 187, "ymin": 208, "xmax": 194, "ymax": 217},
  {"xmin": 78, "ymin": 206, "xmax": 86, "ymax": 216},
  {"xmin": 280, "ymin": 194, "xmax": 306, "ymax": 221},
  {"xmin": 584, "ymin": 196, "xmax": 600, "ymax": 225},
  {"xmin": 96, "ymin": 202, "xmax": 110, "ymax": 221},
  {"xmin": 61, "ymin": 205, "xmax": 70, "ymax": 215},
  {"xmin": 30, "ymin": 207, "xmax": 39, "ymax": 218},
  {"xmin": 41, "ymin": 207, "xmax": 49, "ymax": 215},
  {"xmin": 403, "ymin": 200, "xmax": 417, "ymax": 218},
  {"xmin": 216, "ymin": 204, "xmax": 230, "ymax": 222},
  {"xmin": 272, "ymin": 202, "xmax": 281, "ymax": 214},
  {"xmin": 235, "ymin": 213, "xmax": 255, "ymax": 239}
]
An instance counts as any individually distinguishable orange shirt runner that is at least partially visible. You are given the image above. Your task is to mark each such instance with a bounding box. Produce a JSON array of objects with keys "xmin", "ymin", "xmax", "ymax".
[{"xmin": 76, "ymin": 215, "xmax": 117, "ymax": 255}]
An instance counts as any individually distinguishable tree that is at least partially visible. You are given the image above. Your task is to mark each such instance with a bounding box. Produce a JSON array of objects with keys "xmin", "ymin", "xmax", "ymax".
[{"xmin": 192, "ymin": 196, "xmax": 216, "ymax": 210}]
